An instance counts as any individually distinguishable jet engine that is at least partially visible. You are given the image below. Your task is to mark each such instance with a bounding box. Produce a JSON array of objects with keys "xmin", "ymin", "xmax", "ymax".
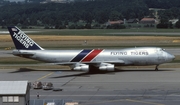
[
  {"xmin": 72, "ymin": 64, "xmax": 89, "ymax": 71},
  {"xmin": 99, "ymin": 63, "xmax": 114, "ymax": 71}
]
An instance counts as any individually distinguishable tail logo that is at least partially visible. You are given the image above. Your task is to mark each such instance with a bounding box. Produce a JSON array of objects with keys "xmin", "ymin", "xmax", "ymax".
[{"xmin": 12, "ymin": 29, "xmax": 34, "ymax": 49}]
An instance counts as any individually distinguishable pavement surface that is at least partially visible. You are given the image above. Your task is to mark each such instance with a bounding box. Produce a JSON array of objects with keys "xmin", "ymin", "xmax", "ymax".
[{"xmin": 0, "ymin": 68, "xmax": 180, "ymax": 105}]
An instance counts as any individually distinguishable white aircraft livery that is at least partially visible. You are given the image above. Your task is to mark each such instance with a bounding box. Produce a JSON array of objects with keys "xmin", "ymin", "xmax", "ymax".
[{"xmin": 8, "ymin": 26, "xmax": 175, "ymax": 71}]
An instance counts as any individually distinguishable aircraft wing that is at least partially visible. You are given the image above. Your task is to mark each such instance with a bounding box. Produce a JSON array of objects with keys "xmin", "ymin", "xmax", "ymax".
[
  {"xmin": 51, "ymin": 60, "xmax": 126, "ymax": 65},
  {"xmin": 51, "ymin": 60, "xmax": 127, "ymax": 71}
]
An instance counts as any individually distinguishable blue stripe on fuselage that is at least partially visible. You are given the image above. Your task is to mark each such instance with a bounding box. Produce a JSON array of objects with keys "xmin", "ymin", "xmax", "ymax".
[{"xmin": 71, "ymin": 49, "xmax": 92, "ymax": 62}]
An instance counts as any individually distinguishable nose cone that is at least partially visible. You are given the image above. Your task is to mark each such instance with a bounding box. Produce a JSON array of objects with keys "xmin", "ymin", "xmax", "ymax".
[{"xmin": 167, "ymin": 53, "xmax": 175, "ymax": 62}]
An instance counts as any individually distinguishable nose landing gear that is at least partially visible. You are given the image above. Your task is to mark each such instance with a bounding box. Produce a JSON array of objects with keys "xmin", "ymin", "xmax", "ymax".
[{"xmin": 155, "ymin": 65, "xmax": 159, "ymax": 71}]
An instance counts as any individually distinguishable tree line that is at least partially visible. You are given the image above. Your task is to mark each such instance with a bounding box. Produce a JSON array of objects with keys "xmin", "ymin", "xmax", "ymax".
[{"xmin": 0, "ymin": 0, "xmax": 180, "ymax": 29}]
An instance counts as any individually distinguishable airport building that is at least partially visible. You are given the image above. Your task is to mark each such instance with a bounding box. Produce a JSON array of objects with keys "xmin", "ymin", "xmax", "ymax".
[{"xmin": 0, "ymin": 81, "xmax": 30, "ymax": 105}]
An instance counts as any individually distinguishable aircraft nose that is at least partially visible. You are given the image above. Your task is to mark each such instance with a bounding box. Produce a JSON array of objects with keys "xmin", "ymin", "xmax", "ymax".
[{"xmin": 167, "ymin": 53, "xmax": 175, "ymax": 61}]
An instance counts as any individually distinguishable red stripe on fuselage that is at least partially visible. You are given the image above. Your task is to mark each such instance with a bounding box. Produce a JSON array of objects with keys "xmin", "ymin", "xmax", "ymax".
[{"xmin": 81, "ymin": 49, "xmax": 103, "ymax": 62}]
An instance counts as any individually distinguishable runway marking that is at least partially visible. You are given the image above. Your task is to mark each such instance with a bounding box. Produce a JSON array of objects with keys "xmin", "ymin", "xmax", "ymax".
[
  {"xmin": 37, "ymin": 72, "xmax": 54, "ymax": 81},
  {"xmin": 126, "ymin": 99, "xmax": 164, "ymax": 105}
]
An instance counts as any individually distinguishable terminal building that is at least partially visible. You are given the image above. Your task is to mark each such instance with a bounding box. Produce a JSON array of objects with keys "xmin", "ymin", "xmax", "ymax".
[{"xmin": 0, "ymin": 81, "xmax": 30, "ymax": 105}]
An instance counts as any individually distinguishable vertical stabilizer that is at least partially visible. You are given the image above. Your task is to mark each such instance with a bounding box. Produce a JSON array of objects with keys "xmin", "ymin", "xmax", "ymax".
[{"xmin": 8, "ymin": 26, "xmax": 44, "ymax": 50}]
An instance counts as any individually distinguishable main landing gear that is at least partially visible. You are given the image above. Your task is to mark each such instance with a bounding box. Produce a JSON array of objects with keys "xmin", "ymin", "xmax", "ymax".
[{"xmin": 155, "ymin": 65, "xmax": 159, "ymax": 71}]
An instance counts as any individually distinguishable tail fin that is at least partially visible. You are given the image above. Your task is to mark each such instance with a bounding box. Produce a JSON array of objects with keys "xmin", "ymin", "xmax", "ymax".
[{"xmin": 8, "ymin": 26, "xmax": 44, "ymax": 50}]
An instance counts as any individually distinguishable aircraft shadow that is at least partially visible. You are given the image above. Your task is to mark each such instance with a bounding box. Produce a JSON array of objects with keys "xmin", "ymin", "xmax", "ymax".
[
  {"xmin": 9, "ymin": 68, "xmax": 78, "ymax": 73},
  {"xmin": 50, "ymin": 68, "xmax": 174, "ymax": 78},
  {"xmin": 9, "ymin": 68, "xmax": 174, "ymax": 78},
  {"xmin": 50, "ymin": 70, "xmax": 119, "ymax": 78}
]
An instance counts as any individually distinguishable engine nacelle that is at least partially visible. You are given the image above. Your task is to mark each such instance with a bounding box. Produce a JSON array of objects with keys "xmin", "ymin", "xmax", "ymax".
[
  {"xmin": 99, "ymin": 63, "xmax": 114, "ymax": 71},
  {"xmin": 72, "ymin": 64, "xmax": 89, "ymax": 71}
]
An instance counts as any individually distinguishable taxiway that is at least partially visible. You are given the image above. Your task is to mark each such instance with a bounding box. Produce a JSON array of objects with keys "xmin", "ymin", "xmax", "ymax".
[{"xmin": 0, "ymin": 68, "xmax": 180, "ymax": 105}]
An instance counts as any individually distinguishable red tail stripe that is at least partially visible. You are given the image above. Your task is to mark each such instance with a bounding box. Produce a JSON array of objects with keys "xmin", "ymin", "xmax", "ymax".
[{"xmin": 82, "ymin": 49, "xmax": 102, "ymax": 62}]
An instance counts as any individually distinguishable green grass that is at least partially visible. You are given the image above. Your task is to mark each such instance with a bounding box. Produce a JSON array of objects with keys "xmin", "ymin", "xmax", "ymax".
[
  {"xmin": 2, "ymin": 28, "xmax": 180, "ymax": 36},
  {"xmin": 35, "ymin": 29, "xmax": 180, "ymax": 36}
]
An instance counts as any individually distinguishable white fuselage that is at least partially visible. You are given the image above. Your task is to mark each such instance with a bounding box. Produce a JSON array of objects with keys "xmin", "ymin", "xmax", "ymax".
[{"xmin": 12, "ymin": 47, "xmax": 174, "ymax": 66}]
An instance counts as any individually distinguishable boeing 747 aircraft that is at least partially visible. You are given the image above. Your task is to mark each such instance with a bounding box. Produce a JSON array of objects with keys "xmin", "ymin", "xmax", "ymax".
[{"xmin": 8, "ymin": 26, "xmax": 175, "ymax": 71}]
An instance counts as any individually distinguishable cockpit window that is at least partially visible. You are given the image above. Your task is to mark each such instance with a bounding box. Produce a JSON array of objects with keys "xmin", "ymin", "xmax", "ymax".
[{"xmin": 162, "ymin": 49, "xmax": 165, "ymax": 51}]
